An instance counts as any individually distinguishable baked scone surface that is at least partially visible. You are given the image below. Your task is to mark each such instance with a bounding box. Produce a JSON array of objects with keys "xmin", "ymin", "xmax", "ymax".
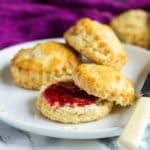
[
  {"xmin": 73, "ymin": 64, "xmax": 136, "ymax": 106},
  {"xmin": 36, "ymin": 81, "xmax": 113, "ymax": 124},
  {"xmin": 64, "ymin": 18, "xmax": 127, "ymax": 70},
  {"xmin": 110, "ymin": 9, "xmax": 150, "ymax": 49},
  {"xmin": 11, "ymin": 41, "xmax": 81, "ymax": 89}
]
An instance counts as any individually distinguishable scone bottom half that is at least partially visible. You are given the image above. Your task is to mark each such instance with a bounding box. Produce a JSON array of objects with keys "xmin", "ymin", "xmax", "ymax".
[
  {"xmin": 64, "ymin": 17, "xmax": 127, "ymax": 70},
  {"xmin": 11, "ymin": 41, "xmax": 81, "ymax": 90},
  {"xmin": 36, "ymin": 81, "xmax": 113, "ymax": 124},
  {"xmin": 73, "ymin": 64, "xmax": 136, "ymax": 106}
]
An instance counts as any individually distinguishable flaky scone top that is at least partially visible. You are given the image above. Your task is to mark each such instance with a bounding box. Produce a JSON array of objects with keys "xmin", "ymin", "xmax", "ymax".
[
  {"xmin": 11, "ymin": 41, "xmax": 81, "ymax": 72},
  {"xmin": 64, "ymin": 18, "xmax": 127, "ymax": 70},
  {"xmin": 73, "ymin": 64, "xmax": 136, "ymax": 106}
]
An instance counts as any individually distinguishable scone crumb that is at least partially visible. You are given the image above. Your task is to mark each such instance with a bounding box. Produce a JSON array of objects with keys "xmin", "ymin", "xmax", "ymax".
[
  {"xmin": 0, "ymin": 108, "xmax": 5, "ymax": 112},
  {"xmin": 34, "ymin": 113, "xmax": 41, "ymax": 119},
  {"xmin": 63, "ymin": 125, "xmax": 79, "ymax": 130}
]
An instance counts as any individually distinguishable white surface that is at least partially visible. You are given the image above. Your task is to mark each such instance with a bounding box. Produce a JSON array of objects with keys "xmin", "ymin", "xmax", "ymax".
[{"xmin": 0, "ymin": 38, "xmax": 149, "ymax": 139}]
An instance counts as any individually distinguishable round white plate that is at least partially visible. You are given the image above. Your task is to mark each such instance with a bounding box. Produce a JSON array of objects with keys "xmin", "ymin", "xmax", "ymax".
[{"xmin": 0, "ymin": 38, "xmax": 150, "ymax": 139}]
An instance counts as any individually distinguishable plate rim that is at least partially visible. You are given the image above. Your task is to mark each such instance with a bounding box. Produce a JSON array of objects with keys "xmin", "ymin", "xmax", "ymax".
[{"xmin": 0, "ymin": 111, "xmax": 122, "ymax": 139}]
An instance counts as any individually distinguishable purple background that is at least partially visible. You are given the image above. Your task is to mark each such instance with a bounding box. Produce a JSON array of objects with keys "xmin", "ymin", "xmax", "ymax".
[{"xmin": 0, "ymin": 0, "xmax": 150, "ymax": 49}]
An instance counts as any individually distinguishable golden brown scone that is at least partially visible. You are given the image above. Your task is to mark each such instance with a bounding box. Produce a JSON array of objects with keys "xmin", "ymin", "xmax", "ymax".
[
  {"xmin": 73, "ymin": 64, "xmax": 136, "ymax": 106},
  {"xmin": 36, "ymin": 82, "xmax": 113, "ymax": 124},
  {"xmin": 64, "ymin": 18, "xmax": 127, "ymax": 70},
  {"xmin": 11, "ymin": 41, "xmax": 81, "ymax": 90},
  {"xmin": 110, "ymin": 9, "xmax": 150, "ymax": 49}
]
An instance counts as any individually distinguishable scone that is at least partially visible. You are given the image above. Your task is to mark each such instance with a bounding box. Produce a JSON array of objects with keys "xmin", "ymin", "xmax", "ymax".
[
  {"xmin": 36, "ymin": 81, "xmax": 113, "ymax": 124},
  {"xmin": 110, "ymin": 9, "xmax": 150, "ymax": 49},
  {"xmin": 64, "ymin": 18, "xmax": 127, "ymax": 70},
  {"xmin": 73, "ymin": 64, "xmax": 136, "ymax": 106},
  {"xmin": 11, "ymin": 41, "xmax": 81, "ymax": 90}
]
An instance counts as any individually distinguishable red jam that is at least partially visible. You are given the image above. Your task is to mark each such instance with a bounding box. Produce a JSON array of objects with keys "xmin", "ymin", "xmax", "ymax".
[{"xmin": 43, "ymin": 81, "xmax": 96, "ymax": 107}]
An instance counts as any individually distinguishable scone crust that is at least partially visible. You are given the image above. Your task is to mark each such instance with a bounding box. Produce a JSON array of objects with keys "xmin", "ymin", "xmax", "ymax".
[
  {"xmin": 36, "ymin": 94, "xmax": 113, "ymax": 124},
  {"xmin": 11, "ymin": 41, "xmax": 81, "ymax": 89},
  {"xmin": 110, "ymin": 9, "xmax": 150, "ymax": 49},
  {"xmin": 73, "ymin": 64, "xmax": 136, "ymax": 106},
  {"xmin": 64, "ymin": 18, "xmax": 127, "ymax": 70}
]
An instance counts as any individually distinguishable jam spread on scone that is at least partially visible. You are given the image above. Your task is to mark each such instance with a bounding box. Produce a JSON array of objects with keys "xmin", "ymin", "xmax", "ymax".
[{"xmin": 43, "ymin": 81, "xmax": 96, "ymax": 107}]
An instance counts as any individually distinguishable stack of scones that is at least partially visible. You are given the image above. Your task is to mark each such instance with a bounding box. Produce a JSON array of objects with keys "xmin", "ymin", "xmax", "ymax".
[{"xmin": 11, "ymin": 18, "xmax": 136, "ymax": 124}]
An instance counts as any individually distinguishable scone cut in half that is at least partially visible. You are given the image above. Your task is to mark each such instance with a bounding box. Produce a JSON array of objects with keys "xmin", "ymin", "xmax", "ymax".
[
  {"xmin": 37, "ymin": 81, "xmax": 113, "ymax": 124},
  {"xmin": 110, "ymin": 9, "xmax": 150, "ymax": 49},
  {"xmin": 36, "ymin": 64, "xmax": 136, "ymax": 124},
  {"xmin": 11, "ymin": 41, "xmax": 81, "ymax": 90},
  {"xmin": 64, "ymin": 18, "xmax": 127, "ymax": 70}
]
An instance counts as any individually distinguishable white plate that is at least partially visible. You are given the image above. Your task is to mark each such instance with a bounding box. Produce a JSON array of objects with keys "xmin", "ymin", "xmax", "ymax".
[{"xmin": 0, "ymin": 38, "xmax": 149, "ymax": 139}]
